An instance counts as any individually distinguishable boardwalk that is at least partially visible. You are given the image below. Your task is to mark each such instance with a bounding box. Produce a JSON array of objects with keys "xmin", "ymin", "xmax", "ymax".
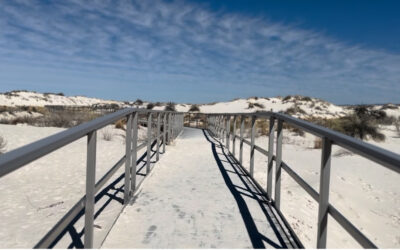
[{"xmin": 102, "ymin": 128, "xmax": 299, "ymax": 248}]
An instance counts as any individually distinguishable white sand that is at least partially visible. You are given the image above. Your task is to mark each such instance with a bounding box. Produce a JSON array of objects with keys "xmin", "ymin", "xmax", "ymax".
[
  {"xmin": 0, "ymin": 91, "xmax": 399, "ymax": 248},
  {"xmin": 232, "ymin": 125, "xmax": 400, "ymax": 248},
  {"xmin": 102, "ymin": 128, "xmax": 296, "ymax": 248},
  {"xmin": 0, "ymin": 124, "xmax": 150, "ymax": 248}
]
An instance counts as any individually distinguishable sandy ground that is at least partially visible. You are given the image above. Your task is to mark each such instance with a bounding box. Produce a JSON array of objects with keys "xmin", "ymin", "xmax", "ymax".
[
  {"xmin": 232, "ymin": 125, "xmax": 400, "ymax": 248},
  {"xmin": 0, "ymin": 123, "xmax": 399, "ymax": 248},
  {"xmin": 0, "ymin": 123, "xmax": 149, "ymax": 248}
]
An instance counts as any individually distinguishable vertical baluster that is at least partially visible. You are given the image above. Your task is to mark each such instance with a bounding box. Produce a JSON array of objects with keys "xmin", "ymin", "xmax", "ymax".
[
  {"xmin": 163, "ymin": 114, "xmax": 167, "ymax": 152},
  {"xmin": 84, "ymin": 130, "xmax": 96, "ymax": 248},
  {"xmin": 222, "ymin": 116, "xmax": 225, "ymax": 143},
  {"xmin": 275, "ymin": 119, "xmax": 283, "ymax": 209},
  {"xmin": 131, "ymin": 112, "xmax": 138, "ymax": 193},
  {"xmin": 124, "ymin": 114, "xmax": 133, "ymax": 204},
  {"xmin": 232, "ymin": 115, "xmax": 237, "ymax": 156},
  {"xmin": 239, "ymin": 115, "xmax": 244, "ymax": 165},
  {"xmin": 226, "ymin": 115, "xmax": 230, "ymax": 150},
  {"xmin": 317, "ymin": 137, "xmax": 332, "ymax": 248},
  {"xmin": 267, "ymin": 117, "xmax": 275, "ymax": 198},
  {"xmin": 156, "ymin": 113, "xmax": 161, "ymax": 161},
  {"xmin": 168, "ymin": 113, "xmax": 173, "ymax": 143},
  {"xmin": 146, "ymin": 113, "xmax": 152, "ymax": 174},
  {"xmin": 250, "ymin": 115, "xmax": 256, "ymax": 176}
]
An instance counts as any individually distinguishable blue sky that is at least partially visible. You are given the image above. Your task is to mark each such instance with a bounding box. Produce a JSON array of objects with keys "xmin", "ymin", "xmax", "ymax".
[{"xmin": 0, "ymin": 0, "xmax": 399, "ymax": 104}]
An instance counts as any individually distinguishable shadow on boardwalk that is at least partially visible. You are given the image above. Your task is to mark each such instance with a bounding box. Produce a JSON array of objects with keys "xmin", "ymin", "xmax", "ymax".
[
  {"xmin": 203, "ymin": 130, "xmax": 301, "ymax": 249},
  {"xmin": 47, "ymin": 140, "xmax": 160, "ymax": 249}
]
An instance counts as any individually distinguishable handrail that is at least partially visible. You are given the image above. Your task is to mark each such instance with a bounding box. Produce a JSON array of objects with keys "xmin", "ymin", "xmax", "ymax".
[
  {"xmin": 0, "ymin": 108, "xmax": 184, "ymax": 248},
  {"xmin": 192, "ymin": 111, "xmax": 400, "ymax": 248}
]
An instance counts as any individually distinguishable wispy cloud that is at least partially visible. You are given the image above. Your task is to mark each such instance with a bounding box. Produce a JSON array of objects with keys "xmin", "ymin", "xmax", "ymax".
[{"xmin": 0, "ymin": 0, "xmax": 399, "ymax": 103}]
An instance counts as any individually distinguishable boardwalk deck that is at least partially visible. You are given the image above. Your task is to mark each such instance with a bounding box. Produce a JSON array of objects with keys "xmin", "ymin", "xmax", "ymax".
[{"xmin": 102, "ymin": 128, "xmax": 300, "ymax": 248}]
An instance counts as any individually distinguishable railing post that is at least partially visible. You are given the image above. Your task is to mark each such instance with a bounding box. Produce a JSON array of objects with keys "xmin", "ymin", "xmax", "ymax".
[
  {"xmin": 156, "ymin": 113, "xmax": 161, "ymax": 161},
  {"xmin": 131, "ymin": 112, "xmax": 138, "ymax": 192},
  {"xmin": 168, "ymin": 113, "xmax": 173, "ymax": 144},
  {"xmin": 232, "ymin": 115, "xmax": 237, "ymax": 156},
  {"xmin": 84, "ymin": 130, "xmax": 96, "ymax": 248},
  {"xmin": 267, "ymin": 117, "xmax": 275, "ymax": 198},
  {"xmin": 317, "ymin": 137, "xmax": 332, "ymax": 248},
  {"xmin": 250, "ymin": 115, "xmax": 256, "ymax": 176},
  {"xmin": 239, "ymin": 115, "xmax": 244, "ymax": 165},
  {"xmin": 222, "ymin": 116, "xmax": 225, "ymax": 143},
  {"xmin": 163, "ymin": 114, "xmax": 167, "ymax": 153},
  {"xmin": 275, "ymin": 119, "xmax": 283, "ymax": 209},
  {"xmin": 124, "ymin": 114, "xmax": 133, "ymax": 204},
  {"xmin": 226, "ymin": 115, "xmax": 230, "ymax": 150},
  {"xmin": 146, "ymin": 113, "xmax": 152, "ymax": 174}
]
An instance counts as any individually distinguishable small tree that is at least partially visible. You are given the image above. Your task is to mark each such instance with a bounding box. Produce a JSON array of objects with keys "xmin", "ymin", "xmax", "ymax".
[
  {"xmin": 135, "ymin": 99, "xmax": 144, "ymax": 105},
  {"xmin": 189, "ymin": 104, "xmax": 200, "ymax": 112},
  {"xmin": 146, "ymin": 103, "xmax": 155, "ymax": 110},
  {"xmin": 165, "ymin": 102, "xmax": 176, "ymax": 111}
]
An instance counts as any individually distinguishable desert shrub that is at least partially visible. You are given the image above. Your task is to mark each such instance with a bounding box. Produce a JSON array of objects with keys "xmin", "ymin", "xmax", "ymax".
[
  {"xmin": 165, "ymin": 102, "xmax": 176, "ymax": 111},
  {"xmin": 282, "ymin": 122, "xmax": 305, "ymax": 137},
  {"xmin": 101, "ymin": 129, "xmax": 113, "ymax": 141},
  {"xmin": 10, "ymin": 116, "xmax": 37, "ymax": 125},
  {"xmin": 115, "ymin": 119, "xmax": 126, "ymax": 130},
  {"xmin": 308, "ymin": 112, "xmax": 385, "ymax": 142},
  {"xmin": 282, "ymin": 95, "xmax": 291, "ymax": 102},
  {"xmin": 301, "ymin": 96, "xmax": 312, "ymax": 102},
  {"xmin": 394, "ymin": 117, "xmax": 400, "ymax": 136},
  {"xmin": 381, "ymin": 104, "xmax": 398, "ymax": 110},
  {"xmin": 314, "ymin": 138, "xmax": 322, "ymax": 149},
  {"xmin": 354, "ymin": 106, "xmax": 395, "ymax": 125},
  {"xmin": 254, "ymin": 102, "xmax": 264, "ymax": 109},
  {"xmin": 189, "ymin": 104, "xmax": 200, "ymax": 112},
  {"xmin": 285, "ymin": 105, "xmax": 306, "ymax": 115},
  {"xmin": 146, "ymin": 103, "xmax": 155, "ymax": 110},
  {"xmin": 0, "ymin": 111, "xmax": 99, "ymax": 128},
  {"xmin": 256, "ymin": 120, "xmax": 269, "ymax": 136},
  {"xmin": 0, "ymin": 136, "xmax": 6, "ymax": 154},
  {"xmin": 135, "ymin": 99, "xmax": 144, "ymax": 105},
  {"xmin": 340, "ymin": 115, "xmax": 385, "ymax": 141}
]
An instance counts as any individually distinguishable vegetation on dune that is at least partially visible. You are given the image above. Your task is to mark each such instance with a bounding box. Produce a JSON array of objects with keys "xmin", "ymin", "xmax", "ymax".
[
  {"xmin": 247, "ymin": 102, "xmax": 265, "ymax": 109},
  {"xmin": 146, "ymin": 103, "xmax": 155, "ymax": 110},
  {"xmin": 285, "ymin": 105, "xmax": 306, "ymax": 115},
  {"xmin": 189, "ymin": 104, "xmax": 200, "ymax": 112},
  {"xmin": 0, "ymin": 111, "xmax": 101, "ymax": 128},
  {"xmin": 114, "ymin": 119, "xmax": 126, "ymax": 130},
  {"xmin": 307, "ymin": 106, "xmax": 394, "ymax": 142},
  {"xmin": 101, "ymin": 128, "xmax": 113, "ymax": 141},
  {"xmin": 164, "ymin": 102, "xmax": 176, "ymax": 111},
  {"xmin": 134, "ymin": 99, "xmax": 144, "ymax": 105}
]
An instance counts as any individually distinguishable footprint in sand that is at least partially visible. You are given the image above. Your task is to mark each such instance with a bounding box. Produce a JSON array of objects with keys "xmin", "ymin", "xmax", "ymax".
[{"xmin": 142, "ymin": 225, "xmax": 157, "ymax": 244}]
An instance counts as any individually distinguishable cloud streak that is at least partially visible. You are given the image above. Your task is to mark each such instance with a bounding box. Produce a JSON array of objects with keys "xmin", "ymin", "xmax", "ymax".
[{"xmin": 0, "ymin": 0, "xmax": 399, "ymax": 103}]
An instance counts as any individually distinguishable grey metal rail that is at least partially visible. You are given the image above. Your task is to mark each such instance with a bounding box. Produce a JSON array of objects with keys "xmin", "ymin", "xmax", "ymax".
[
  {"xmin": 196, "ymin": 111, "xmax": 400, "ymax": 248},
  {"xmin": 0, "ymin": 108, "xmax": 184, "ymax": 248}
]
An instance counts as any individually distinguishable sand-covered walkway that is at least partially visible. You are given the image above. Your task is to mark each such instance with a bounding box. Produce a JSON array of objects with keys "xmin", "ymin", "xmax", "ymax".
[{"xmin": 102, "ymin": 128, "xmax": 299, "ymax": 248}]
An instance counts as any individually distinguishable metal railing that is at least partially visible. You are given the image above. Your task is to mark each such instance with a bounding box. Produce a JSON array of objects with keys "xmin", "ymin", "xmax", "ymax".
[
  {"xmin": 201, "ymin": 111, "xmax": 400, "ymax": 248},
  {"xmin": 0, "ymin": 108, "xmax": 184, "ymax": 248}
]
